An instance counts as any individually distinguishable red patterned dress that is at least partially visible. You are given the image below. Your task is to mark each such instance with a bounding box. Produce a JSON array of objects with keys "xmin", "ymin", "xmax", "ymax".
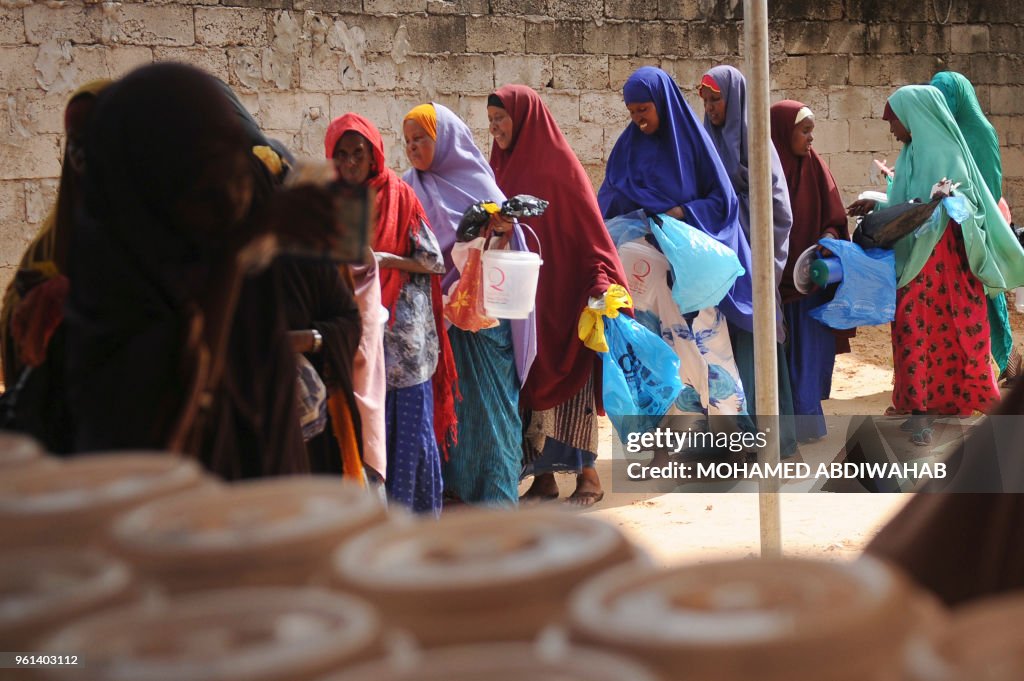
[{"xmin": 891, "ymin": 221, "xmax": 1000, "ymax": 415}]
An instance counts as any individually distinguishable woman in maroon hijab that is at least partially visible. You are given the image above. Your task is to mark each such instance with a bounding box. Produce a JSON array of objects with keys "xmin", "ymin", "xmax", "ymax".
[
  {"xmin": 488, "ymin": 85, "xmax": 629, "ymax": 506},
  {"xmin": 770, "ymin": 99, "xmax": 853, "ymax": 443}
]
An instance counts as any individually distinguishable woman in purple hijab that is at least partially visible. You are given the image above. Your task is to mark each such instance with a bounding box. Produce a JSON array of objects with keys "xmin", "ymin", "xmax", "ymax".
[
  {"xmin": 700, "ymin": 65, "xmax": 799, "ymax": 454},
  {"xmin": 403, "ymin": 102, "xmax": 536, "ymax": 505}
]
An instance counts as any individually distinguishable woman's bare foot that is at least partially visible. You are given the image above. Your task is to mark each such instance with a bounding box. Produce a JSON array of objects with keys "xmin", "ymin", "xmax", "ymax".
[
  {"xmin": 566, "ymin": 467, "xmax": 604, "ymax": 507},
  {"xmin": 519, "ymin": 472, "xmax": 559, "ymax": 502}
]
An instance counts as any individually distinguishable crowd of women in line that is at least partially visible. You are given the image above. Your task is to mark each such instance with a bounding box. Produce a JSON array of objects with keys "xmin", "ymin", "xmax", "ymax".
[{"xmin": 2, "ymin": 58, "xmax": 1021, "ymax": 514}]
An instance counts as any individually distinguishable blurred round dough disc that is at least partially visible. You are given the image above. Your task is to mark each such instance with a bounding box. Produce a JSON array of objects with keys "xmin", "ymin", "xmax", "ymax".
[
  {"xmin": 568, "ymin": 556, "xmax": 923, "ymax": 681},
  {"xmin": 39, "ymin": 587, "xmax": 380, "ymax": 681},
  {"xmin": 112, "ymin": 476, "xmax": 386, "ymax": 592},
  {"xmin": 0, "ymin": 432, "xmax": 48, "ymax": 469},
  {"xmin": 0, "ymin": 548, "xmax": 135, "ymax": 650},
  {"xmin": 322, "ymin": 641, "xmax": 661, "ymax": 681},
  {"xmin": 0, "ymin": 453, "xmax": 212, "ymax": 549},
  {"xmin": 332, "ymin": 506, "xmax": 642, "ymax": 648},
  {"xmin": 926, "ymin": 593, "xmax": 1024, "ymax": 681}
]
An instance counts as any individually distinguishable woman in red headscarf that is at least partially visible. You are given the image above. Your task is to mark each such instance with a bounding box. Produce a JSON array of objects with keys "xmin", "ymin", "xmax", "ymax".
[
  {"xmin": 324, "ymin": 113, "xmax": 457, "ymax": 516},
  {"xmin": 488, "ymin": 85, "xmax": 629, "ymax": 507}
]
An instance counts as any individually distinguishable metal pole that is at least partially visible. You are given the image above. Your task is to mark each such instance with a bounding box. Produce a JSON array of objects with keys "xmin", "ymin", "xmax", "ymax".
[{"xmin": 743, "ymin": 0, "xmax": 782, "ymax": 557}]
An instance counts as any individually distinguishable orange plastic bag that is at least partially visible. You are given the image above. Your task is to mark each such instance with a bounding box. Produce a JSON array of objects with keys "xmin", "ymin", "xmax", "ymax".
[{"xmin": 444, "ymin": 242, "xmax": 499, "ymax": 332}]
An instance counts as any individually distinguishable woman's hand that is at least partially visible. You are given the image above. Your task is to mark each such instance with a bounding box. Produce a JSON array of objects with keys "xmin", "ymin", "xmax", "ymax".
[
  {"xmin": 486, "ymin": 213, "xmax": 514, "ymax": 249},
  {"xmin": 375, "ymin": 251, "xmax": 435, "ymax": 274},
  {"xmin": 846, "ymin": 199, "xmax": 876, "ymax": 217},
  {"xmin": 818, "ymin": 229, "xmax": 838, "ymax": 257},
  {"xmin": 665, "ymin": 205, "xmax": 685, "ymax": 220},
  {"xmin": 873, "ymin": 158, "xmax": 894, "ymax": 180},
  {"xmin": 488, "ymin": 213, "xmax": 514, "ymax": 234},
  {"xmin": 288, "ymin": 329, "xmax": 321, "ymax": 353}
]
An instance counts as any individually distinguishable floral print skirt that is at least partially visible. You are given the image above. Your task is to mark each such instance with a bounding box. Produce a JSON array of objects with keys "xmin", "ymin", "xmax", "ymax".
[{"xmin": 891, "ymin": 222, "xmax": 1000, "ymax": 415}]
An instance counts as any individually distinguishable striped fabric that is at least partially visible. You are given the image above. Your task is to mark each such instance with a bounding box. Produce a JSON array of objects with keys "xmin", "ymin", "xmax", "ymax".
[{"xmin": 520, "ymin": 373, "xmax": 598, "ymax": 477}]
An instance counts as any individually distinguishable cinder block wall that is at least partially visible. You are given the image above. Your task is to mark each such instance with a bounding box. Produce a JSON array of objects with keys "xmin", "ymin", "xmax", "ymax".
[{"xmin": 1, "ymin": 0, "xmax": 1022, "ymax": 290}]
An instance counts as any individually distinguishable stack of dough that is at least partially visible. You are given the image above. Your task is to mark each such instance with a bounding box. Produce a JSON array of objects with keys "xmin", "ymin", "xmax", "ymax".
[
  {"xmin": 38, "ymin": 588, "xmax": 380, "ymax": 681},
  {"xmin": 0, "ymin": 453, "xmax": 211, "ymax": 550},
  {"xmin": 332, "ymin": 507, "xmax": 642, "ymax": 648},
  {"xmin": 568, "ymin": 556, "xmax": 933, "ymax": 681},
  {"xmin": 111, "ymin": 476, "xmax": 386, "ymax": 592}
]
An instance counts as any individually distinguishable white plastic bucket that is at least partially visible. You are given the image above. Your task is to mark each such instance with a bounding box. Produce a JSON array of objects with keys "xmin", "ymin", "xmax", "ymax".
[
  {"xmin": 1014, "ymin": 287, "xmax": 1024, "ymax": 314},
  {"xmin": 481, "ymin": 227, "xmax": 542, "ymax": 319}
]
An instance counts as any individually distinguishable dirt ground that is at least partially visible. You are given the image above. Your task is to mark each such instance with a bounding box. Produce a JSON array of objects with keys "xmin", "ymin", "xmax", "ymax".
[{"xmin": 539, "ymin": 301, "xmax": 1024, "ymax": 568}]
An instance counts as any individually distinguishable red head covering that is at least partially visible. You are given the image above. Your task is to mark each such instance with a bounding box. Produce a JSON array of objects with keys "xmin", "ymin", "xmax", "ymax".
[
  {"xmin": 489, "ymin": 85, "xmax": 629, "ymax": 411},
  {"xmin": 698, "ymin": 73, "xmax": 721, "ymax": 94},
  {"xmin": 324, "ymin": 113, "xmax": 460, "ymax": 456},
  {"xmin": 769, "ymin": 100, "xmax": 850, "ymax": 303}
]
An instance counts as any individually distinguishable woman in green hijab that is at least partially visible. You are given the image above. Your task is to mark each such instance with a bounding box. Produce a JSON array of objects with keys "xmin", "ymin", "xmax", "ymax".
[
  {"xmin": 931, "ymin": 71, "xmax": 1013, "ymax": 374},
  {"xmin": 851, "ymin": 85, "xmax": 1024, "ymax": 442}
]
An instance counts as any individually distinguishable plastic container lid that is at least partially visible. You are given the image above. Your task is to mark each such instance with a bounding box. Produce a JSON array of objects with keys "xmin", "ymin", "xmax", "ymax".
[
  {"xmin": 39, "ymin": 588, "xmax": 380, "ymax": 681},
  {"xmin": 332, "ymin": 507, "xmax": 640, "ymax": 647},
  {"xmin": 568, "ymin": 556, "xmax": 919, "ymax": 681},
  {"xmin": 0, "ymin": 548, "xmax": 134, "ymax": 650},
  {"xmin": 112, "ymin": 476, "xmax": 386, "ymax": 592},
  {"xmin": 320, "ymin": 642, "xmax": 661, "ymax": 681},
  {"xmin": 0, "ymin": 453, "xmax": 211, "ymax": 549}
]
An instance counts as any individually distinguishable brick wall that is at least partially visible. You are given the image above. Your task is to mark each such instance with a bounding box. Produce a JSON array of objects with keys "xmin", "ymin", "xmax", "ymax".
[{"xmin": 1, "ymin": 0, "xmax": 1022, "ymax": 288}]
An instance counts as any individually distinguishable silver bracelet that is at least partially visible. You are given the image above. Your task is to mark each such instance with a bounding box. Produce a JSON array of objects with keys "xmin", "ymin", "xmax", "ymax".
[{"xmin": 310, "ymin": 329, "xmax": 323, "ymax": 353}]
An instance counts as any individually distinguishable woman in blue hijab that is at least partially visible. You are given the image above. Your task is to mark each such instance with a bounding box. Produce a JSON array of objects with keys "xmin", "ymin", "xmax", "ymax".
[
  {"xmin": 599, "ymin": 66, "xmax": 754, "ymax": 334},
  {"xmin": 601, "ymin": 66, "xmax": 782, "ymax": 449}
]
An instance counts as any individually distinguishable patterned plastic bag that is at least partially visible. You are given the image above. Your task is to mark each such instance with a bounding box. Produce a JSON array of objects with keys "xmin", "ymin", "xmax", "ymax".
[
  {"xmin": 296, "ymin": 354, "xmax": 327, "ymax": 441},
  {"xmin": 444, "ymin": 240, "xmax": 499, "ymax": 332}
]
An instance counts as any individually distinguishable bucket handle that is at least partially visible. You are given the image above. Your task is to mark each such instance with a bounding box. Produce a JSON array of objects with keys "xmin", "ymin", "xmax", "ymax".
[{"xmin": 482, "ymin": 221, "xmax": 542, "ymax": 261}]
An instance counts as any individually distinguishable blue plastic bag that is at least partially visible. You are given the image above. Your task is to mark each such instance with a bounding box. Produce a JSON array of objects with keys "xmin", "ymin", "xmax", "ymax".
[
  {"xmin": 809, "ymin": 238, "xmax": 896, "ymax": 329},
  {"xmin": 916, "ymin": 194, "xmax": 974, "ymax": 237},
  {"xmin": 604, "ymin": 209, "xmax": 650, "ymax": 248},
  {"xmin": 650, "ymin": 215, "xmax": 745, "ymax": 314},
  {"xmin": 601, "ymin": 314, "xmax": 682, "ymax": 442}
]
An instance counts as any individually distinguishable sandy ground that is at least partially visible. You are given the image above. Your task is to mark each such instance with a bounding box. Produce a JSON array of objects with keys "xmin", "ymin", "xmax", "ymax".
[{"xmin": 525, "ymin": 305, "xmax": 1024, "ymax": 567}]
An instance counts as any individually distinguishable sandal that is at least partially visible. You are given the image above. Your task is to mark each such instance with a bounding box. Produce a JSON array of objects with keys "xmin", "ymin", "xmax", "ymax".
[{"xmin": 910, "ymin": 427, "xmax": 933, "ymax": 446}]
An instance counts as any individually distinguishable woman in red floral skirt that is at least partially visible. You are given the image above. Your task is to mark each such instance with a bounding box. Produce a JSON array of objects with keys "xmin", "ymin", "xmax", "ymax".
[{"xmin": 848, "ymin": 85, "xmax": 1024, "ymax": 444}]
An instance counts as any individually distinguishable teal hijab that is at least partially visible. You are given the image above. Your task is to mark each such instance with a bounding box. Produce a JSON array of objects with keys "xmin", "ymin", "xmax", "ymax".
[
  {"xmin": 930, "ymin": 71, "xmax": 1002, "ymax": 201},
  {"xmin": 886, "ymin": 85, "xmax": 1024, "ymax": 293}
]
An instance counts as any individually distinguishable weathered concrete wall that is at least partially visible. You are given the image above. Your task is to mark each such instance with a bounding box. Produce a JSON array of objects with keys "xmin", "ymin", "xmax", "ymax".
[{"xmin": 1, "ymin": 0, "xmax": 1022, "ymax": 288}]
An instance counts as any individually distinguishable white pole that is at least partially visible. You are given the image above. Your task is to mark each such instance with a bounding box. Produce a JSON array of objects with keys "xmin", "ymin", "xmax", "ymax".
[{"xmin": 743, "ymin": 0, "xmax": 782, "ymax": 557}]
